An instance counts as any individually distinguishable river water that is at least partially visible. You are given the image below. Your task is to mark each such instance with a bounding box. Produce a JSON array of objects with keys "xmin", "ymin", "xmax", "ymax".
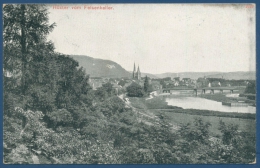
[{"xmin": 161, "ymin": 91, "xmax": 256, "ymax": 114}]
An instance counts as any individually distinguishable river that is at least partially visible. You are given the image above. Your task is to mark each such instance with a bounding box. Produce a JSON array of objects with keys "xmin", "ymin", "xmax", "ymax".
[{"xmin": 160, "ymin": 91, "xmax": 256, "ymax": 114}]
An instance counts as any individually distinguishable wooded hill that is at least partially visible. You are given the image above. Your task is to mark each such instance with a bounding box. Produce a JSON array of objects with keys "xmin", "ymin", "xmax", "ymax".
[
  {"xmin": 70, "ymin": 56, "xmax": 255, "ymax": 80},
  {"xmin": 70, "ymin": 55, "xmax": 131, "ymax": 78}
]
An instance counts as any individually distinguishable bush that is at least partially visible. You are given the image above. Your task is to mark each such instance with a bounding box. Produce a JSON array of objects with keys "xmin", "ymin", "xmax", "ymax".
[
  {"xmin": 218, "ymin": 120, "xmax": 239, "ymax": 145},
  {"xmin": 126, "ymin": 82, "xmax": 144, "ymax": 97},
  {"xmin": 178, "ymin": 117, "xmax": 211, "ymax": 144},
  {"xmin": 100, "ymin": 96, "xmax": 126, "ymax": 118},
  {"xmin": 46, "ymin": 109, "xmax": 73, "ymax": 128}
]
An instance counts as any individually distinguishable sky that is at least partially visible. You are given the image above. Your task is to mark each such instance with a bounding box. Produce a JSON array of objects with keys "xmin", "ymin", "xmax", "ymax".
[{"xmin": 47, "ymin": 4, "xmax": 256, "ymax": 74}]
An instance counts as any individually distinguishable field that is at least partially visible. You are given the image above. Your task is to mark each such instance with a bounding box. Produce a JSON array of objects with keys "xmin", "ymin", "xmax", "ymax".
[
  {"xmin": 128, "ymin": 96, "xmax": 256, "ymax": 137},
  {"xmin": 151, "ymin": 109, "xmax": 255, "ymax": 137},
  {"xmin": 128, "ymin": 96, "xmax": 182, "ymax": 109}
]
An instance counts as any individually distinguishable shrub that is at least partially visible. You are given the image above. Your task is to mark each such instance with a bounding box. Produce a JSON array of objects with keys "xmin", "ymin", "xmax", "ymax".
[
  {"xmin": 126, "ymin": 82, "xmax": 144, "ymax": 97},
  {"xmin": 47, "ymin": 109, "xmax": 73, "ymax": 128}
]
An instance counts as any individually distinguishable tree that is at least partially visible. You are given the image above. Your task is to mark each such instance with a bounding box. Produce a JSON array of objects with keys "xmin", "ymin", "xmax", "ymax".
[
  {"xmin": 101, "ymin": 82, "xmax": 114, "ymax": 96},
  {"xmin": 244, "ymin": 81, "xmax": 256, "ymax": 94},
  {"xmin": 46, "ymin": 109, "xmax": 73, "ymax": 128},
  {"xmin": 126, "ymin": 82, "xmax": 144, "ymax": 97},
  {"xmin": 178, "ymin": 117, "xmax": 211, "ymax": 144},
  {"xmin": 118, "ymin": 80, "xmax": 126, "ymax": 87},
  {"xmin": 160, "ymin": 80, "xmax": 166, "ymax": 88},
  {"xmin": 4, "ymin": 4, "xmax": 56, "ymax": 94},
  {"xmin": 100, "ymin": 96, "xmax": 126, "ymax": 118},
  {"xmin": 144, "ymin": 76, "xmax": 149, "ymax": 93},
  {"xmin": 218, "ymin": 120, "xmax": 239, "ymax": 145}
]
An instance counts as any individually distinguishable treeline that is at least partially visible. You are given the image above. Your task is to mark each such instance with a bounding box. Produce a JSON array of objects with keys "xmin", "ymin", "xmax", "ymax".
[
  {"xmin": 126, "ymin": 76, "xmax": 151, "ymax": 97},
  {"xmin": 3, "ymin": 4, "xmax": 255, "ymax": 164}
]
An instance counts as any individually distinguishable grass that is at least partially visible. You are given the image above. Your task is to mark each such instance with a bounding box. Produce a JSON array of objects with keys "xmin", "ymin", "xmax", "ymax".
[
  {"xmin": 151, "ymin": 110, "xmax": 256, "ymax": 136},
  {"xmin": 158, "ymin": 109, "xmax": 255, "ymax": 119},
  {"xmin": 129, "ymin": 96, "xmax": 182, "ymax": 109},
  {"xmin": 129, "ymin": 96, "xmax": 255, "ymax": 119},
  {"xmin": 127, "ymin": 96, "xmax": 256, "ymax": 137}
]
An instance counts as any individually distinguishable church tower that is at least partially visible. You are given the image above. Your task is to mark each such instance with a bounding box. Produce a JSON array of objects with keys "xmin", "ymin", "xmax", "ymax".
[
  {"xmin": 136, "ymin": 65, "xmax": 141, "ymax": 80},
  {"xmin": 132, "ymin": 62, "xmax": 141, "ymax": 80},
  {"xmin": 133, "ymin": 62, "xmax": 136, "ymax": 79}
]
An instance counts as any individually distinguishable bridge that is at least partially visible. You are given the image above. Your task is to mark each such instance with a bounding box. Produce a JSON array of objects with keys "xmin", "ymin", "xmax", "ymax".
[{"xmin": 162, "ymin": 87, "xmax": 240, "ymax": 96}]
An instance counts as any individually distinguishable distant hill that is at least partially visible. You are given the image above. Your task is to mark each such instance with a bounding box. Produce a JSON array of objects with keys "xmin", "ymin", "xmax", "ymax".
[
  {"xmin": 141, "ymin": 72, "xmax": 159, "ymax": 79},
  {"xmin": 154, "ymin": 71, "xmax": 256, "ymax": 80},
  {"xmin": 155, "ymin": 72, "xmax": 221, "ymax": 79},
  {"xmin": 69, "ymin": 55, "xmax": 255, "ymax": 80},
  {"xmin": 205, "ymin": 71, "xmax": 256, "ymax": 80},
  {"xmin": 70, "ymin": 55, "xmax": 131, "ymax": 78},
  {"xmin": 127, "ymin": 71, "xmax": 158, "ymax": 79}
]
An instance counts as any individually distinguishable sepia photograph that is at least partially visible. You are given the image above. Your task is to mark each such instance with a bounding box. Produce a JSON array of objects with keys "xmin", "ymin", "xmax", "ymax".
[{"xmin": 3, "ymin": 3, "xmax": 256, "ymax": 164}]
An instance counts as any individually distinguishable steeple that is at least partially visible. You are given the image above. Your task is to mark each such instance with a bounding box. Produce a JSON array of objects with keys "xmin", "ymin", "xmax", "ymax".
[
  {"xmin": 137, "ymin": 65, "xmax": 141, "ymax": 80},
  {"xmin": 133, "ymin": 62, "xmax": 141, "ymax": 80},
  {"xmin": 133, "ymin": 62, "xmax": 136, "ymax": 79}
]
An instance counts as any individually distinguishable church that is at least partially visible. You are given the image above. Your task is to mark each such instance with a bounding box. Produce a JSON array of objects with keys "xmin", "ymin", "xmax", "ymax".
[{"xmin": 132, "ymin": 63, "xmax": 141, "ymax": 80}]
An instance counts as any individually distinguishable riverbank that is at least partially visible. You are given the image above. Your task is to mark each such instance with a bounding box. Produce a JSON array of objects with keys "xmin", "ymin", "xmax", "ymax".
[
  {"xmin": 199, "ymin": 93, "xmax": 248, "ymax": 102},
  {"xmin": 128, "ymin": 96, "xmax": 255, "ymax": 119},
  {"xmin": 200, "ymin": 93, "xmax": 256, "ymax": 106},
  {"xmin": 151, "ymin": 109, "xmax": 255, "ymax": 137},
  {"xmin": 127, "ymin": 96, "xmax": 255, "ymax": 137},
  {"xmin": 128, "ymin": 96, "xmax": 182, "ymax": 110}
]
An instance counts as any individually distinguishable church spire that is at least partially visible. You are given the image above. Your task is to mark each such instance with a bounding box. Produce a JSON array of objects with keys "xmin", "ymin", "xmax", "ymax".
[
  {"xmin": 133, "ymin": 62, "xmax": 136, "ymax": 79},
  {"xmin": 137, "ymin": 65, "xmax": 141, "ymax": 80}
]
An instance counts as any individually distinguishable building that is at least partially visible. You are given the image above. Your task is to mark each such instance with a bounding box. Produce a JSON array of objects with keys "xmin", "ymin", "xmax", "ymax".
[{"xmin": 132, "ymin": 62, "xmax": 141, "ymax": 80}]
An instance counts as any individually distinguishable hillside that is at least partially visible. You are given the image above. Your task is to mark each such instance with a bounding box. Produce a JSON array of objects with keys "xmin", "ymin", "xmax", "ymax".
[
  {"xmin": 205, "ymin": 71, "xmax": 256, "ymax": 80},
  {"xmin": 70, "ymin": 55, "xmax": 255, "ymax": 80},
  {"xmin": 155, "ymin": 72, "xmax": 221, "ymax": 79},
  {"xmin": 142, "ymin": 72, "xmax": 159, "ymax": 79},
  {"xmin": 155, "ymin": 71, "xmax": 256, "ymax": 80},
  {"xmin": 70, "ymin": 55, "xmax": 131, "ymax": 78},
  {"xmin": 127, "ymin": 71, "xmax": 159, "ymax": 79}
]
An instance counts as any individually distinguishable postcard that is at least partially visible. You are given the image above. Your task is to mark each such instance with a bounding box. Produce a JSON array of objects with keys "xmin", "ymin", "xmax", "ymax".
[{"xmin": 3, "ymin": 3, "xmax": 256, "ymax": 164}]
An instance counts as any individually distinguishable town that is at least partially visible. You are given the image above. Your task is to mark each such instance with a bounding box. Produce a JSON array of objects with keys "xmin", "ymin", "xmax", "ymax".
[{"xmin": 89, "ymin": 62, "xmax": 255, "ymax": 100}]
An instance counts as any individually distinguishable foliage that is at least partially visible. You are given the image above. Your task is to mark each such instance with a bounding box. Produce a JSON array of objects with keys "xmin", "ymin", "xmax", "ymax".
[
  {"xmin": 101, "ymin": 82, "xmax": 114, "ymax": 96},
  {"xmin": 178, "ymin": 117, "xmax": 211, "ymax": 144},
  {"xmin": 46, "ymin": 109, "xmax": 73, "ymax": 128},
  {"xmin": 94, "ymin": 82, "xmax": 115, "ymax": 101},
  {"xmin": 126, "ymin": 82, "xmax": 144, "ymax": 97},
  {"xmin": 244, "ymin": 81, "xmax": 256, "ymax": 94},
  {"xmin": 5, "ymin": 144, "xmax": 33, "ymax": 164},
  {"xmin": 144, "ymin": 76, "xmax": 149, "ymax": 93},
  {"xmin": 99, "ymin": 96, "xmax": 126, "ymax": 118},
  {"xmin": 160, "ymin": 80, "xmax": 167, "ymax": 88},
  {"xmin": 218, "ymin": 120, "xmax": 239, "ymax": 145},
  {"xmin": 118, "ymin": 80, "xmax": 126, "ymax": 87},
  {"xmin": 4, "ymin": 4, "xmax": 56, "ymax": 94}
]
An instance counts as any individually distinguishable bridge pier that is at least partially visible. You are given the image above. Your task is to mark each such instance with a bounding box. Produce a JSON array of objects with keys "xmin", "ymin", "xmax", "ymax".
[
  {"xmin": 162, "ymin": 90, "xmax": 171, "ymax": 93},
  {"xmin": 194, "ymin": 89, "xmax": 197, "ymax": 96},
  {"xmin": 230, "ymin": 90, "xmax": 233, "ymax": 94},
  {"xmin": 220, "ymin": 89, "xmax": 223, "ymax": 94},
  {"xmin": 202, "ymin": 89, "xmax": 205, "ymax": 94},
  {"xmin": 210, "ymin": 89, "xmax": 214, "ymax": 94}
]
